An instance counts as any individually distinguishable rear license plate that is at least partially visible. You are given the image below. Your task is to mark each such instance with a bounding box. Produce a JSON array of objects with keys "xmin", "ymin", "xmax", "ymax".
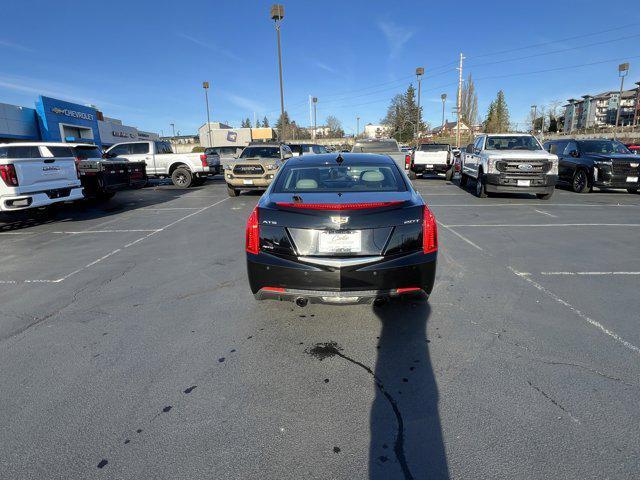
[
  {"xmin": 426, "ymin": 164, "xmax": 433, "ymax": 169},
  {"xmin": 626, "ymin": 176, "xmax": 638, "ymax": 183},
  {"xmin": 517, "ymin": 180, "xmax": 530, "ymax": 187},
  {"xmin": 243, "ymin": 179, "xmax": 254, "ymax": 185},
  {"xmin": 318, "ymin": 230, "xmax": 362, "ymax": 253}
]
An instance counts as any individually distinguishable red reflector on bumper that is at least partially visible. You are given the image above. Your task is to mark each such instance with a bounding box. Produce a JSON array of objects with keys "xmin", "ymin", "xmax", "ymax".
[
  {"xmin": 396, "ymin": 287, "xmax": 422, "ymax": 294},
  {"xmin": 262, "ymin": 286, "xmax": 286, "ymax": 293},
  {"xmin": 275, "ymin": 201, "xmax": 404, "ymax": 210}
]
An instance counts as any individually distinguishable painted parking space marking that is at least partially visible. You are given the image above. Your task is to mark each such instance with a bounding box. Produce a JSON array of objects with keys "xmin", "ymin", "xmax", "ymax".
[
  {"xmin": 444, "ymin": 223, "xmax": 640, "ymax": 228},
  {"xmin": 534, "ymin": 209, "xmax": 557, "ymax": 218},
  {"xmin": 53, "ymin": 229, "xmax": 161, "ymax": 234},
  {"xmin": 509, "ymin": 267, "xmax": 640, "ymax": 355},
  {"xmin": 427, "ymin": 203, "xmax": 640, "ymax": 207},
  {"xmin": 540, "ymin": 271, "xmax": 640, "ymax": 276},
  {"xmin": 436, "ymin": 221, "xmax": 484, "ymax": 251}
]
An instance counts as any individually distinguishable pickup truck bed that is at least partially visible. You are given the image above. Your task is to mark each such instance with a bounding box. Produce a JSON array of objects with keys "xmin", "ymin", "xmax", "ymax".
[{"xmin": 78, "ymin": 159, "xmax": 147, "ymax": 197}]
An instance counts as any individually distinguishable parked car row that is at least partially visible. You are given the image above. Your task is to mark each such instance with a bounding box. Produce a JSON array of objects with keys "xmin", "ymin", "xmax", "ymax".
[{"xmin": 0, "ymin": 139, "xmax": 224, "ymax": 213}]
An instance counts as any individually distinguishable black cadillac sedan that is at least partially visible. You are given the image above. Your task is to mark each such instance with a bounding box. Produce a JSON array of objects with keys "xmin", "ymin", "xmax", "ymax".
[{"xmin": 245, "ymin": 153, "xmax": 438, "ymax": 305}]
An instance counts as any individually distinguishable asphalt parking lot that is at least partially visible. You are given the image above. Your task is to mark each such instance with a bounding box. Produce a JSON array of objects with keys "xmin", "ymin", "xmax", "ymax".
[{"xmin": 1, "ymin": 176, "xmax": 639, "ymax": 479}]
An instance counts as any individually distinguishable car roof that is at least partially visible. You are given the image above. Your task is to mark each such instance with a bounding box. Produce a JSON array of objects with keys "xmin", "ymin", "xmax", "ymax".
[
  {"xmin": 481, "ymin": 133, "xmax": 535, "ymax": 137},
  {"xmin": 283, "ymin": 152, "xmax": 396, "ymax": 166}
]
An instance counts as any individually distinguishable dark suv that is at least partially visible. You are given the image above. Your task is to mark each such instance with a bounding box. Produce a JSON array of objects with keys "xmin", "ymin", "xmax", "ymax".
[{"xmin": 543, "ymin": 139, "xmax": 639, "ymax": 193}]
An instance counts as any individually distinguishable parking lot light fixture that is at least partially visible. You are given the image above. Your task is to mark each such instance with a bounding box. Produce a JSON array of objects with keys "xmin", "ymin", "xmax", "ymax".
[
  {"xmin": 203, "ymin": 82, "xmax": 212, "ymax": 148},
  {"xmin": 270, "ymin": 4, "xmax": 286, "ymax": 142},
  {"xmin": 615, "ymin": 62, "xmax": 630, "ymax": 130},
  {"xmin": 415, "ymin": 67, "xmax": 424, "ymax": 146}
]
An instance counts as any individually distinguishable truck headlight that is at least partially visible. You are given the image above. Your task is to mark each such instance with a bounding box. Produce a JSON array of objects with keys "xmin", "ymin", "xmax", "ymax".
[
  {"xmin": 486, "ymin": 157, "xmax": 498, "ymax": 173},
  {"xmin": 266, "ymin": 164, "xmax": 278, "ymax": 170}
]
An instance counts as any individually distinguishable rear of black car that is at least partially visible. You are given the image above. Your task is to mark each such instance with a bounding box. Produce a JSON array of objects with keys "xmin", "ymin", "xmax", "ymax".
[{"xmin": 245, "ymin": 154, "xmax": 437, "ymax": 305}]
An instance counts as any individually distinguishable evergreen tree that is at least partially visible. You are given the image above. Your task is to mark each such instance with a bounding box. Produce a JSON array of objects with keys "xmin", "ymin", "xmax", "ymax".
[
  {"xmin": 275, "ymin": 112, "xmax": 291, "ymax": 139},
  {"xmin": 262, "ymin": 116, "xmax": 270, "ymax": 128},
  {"xmin": 483, "ymin": 90, "xmax": 510, "ymax": 133},
  {"xmin": 255, "ymin": 118, "xmax": 262, "ymax": 128},
  {"xmin": 382, "ymin": 84, "xmax": 426, "ymax": 143},
  {"xmin": 241, "ymin": 118, "xmax": 252, "ymax": 128}
]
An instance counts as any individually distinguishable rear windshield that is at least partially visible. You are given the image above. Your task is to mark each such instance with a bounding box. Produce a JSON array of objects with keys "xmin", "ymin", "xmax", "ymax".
[
  {"xmin": 206, "ymin": 147, "xmax": 238, "ymax": 155},
  {"xmin": 240, "ymin": 146, "xmax": 280, "ymax": 159},
  {"xmin": 485, "ymin": 136, "xmax": 541, "ymax": 150},
  {"xmin": 352, "ymin": 141, "xmax": 398, "ymax": 153},
  {"xmin": 72, "ymin": 146, "xmax": 102, "ymax": 159},
  {"xmin": 273, "ymin": 164, "xmax": 407, "ymax": 193},
  {"xmin": 578, "ymin": 140, "xmax": 630, "ymax": 155},
  {"xmin": 419, "ymin": 144, "xmax": 449, "ymax": 152}
]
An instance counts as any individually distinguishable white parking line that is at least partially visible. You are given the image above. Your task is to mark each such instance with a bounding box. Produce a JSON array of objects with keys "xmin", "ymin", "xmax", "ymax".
[
  {"xmin": 509, "ymin": 267, "xmax": 640, "ymax": 355},
  {"xmin": 53, "ymin": 229, "xmax": 160, "ymax": 234},
  {"xmin": 436, "ymin": 221, "xmax": 484, "ymax": 251},
  {"xmin": 0, "ymin": 232, "xmax": 38, "ymax": 235},
  {"xmin": 534, "ymin": 209, "xmax": 557, "ymax": 218},
  {"xmin": 541, "ymin": 271, "xmax": 640, "ymax": 276},
  {"xmin": 445, "ymin": 223, "xmax": 640, "ymax": 228},
  {"xmin": 427, "ymin": 203, "xmax": 640, "ymax": 207},
  {"xmin": 141, "ymin": 207, "xmax": 201, "ymax": 211}
]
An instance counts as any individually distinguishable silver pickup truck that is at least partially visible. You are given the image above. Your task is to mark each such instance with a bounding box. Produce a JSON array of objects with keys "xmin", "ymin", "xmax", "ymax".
[
  {"xmin": 351, "ymin": 138, "xmax": 411, "ymax": 174},
  {"xmin": 105, "ymin": 140, "xmax": 220, "ymax": 188},
  {"xmin": 460, "ymin": 133, "xmax": 558, "ymax": 199}
]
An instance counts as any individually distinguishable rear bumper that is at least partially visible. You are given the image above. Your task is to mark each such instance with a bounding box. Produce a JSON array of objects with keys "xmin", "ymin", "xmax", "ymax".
[
  {"xmin": 247, "ymin": 250, "xmax": 437, "ymax": 303},
  {"xmin": 412, "ymin": 163, "xmax": 450, "ymax": 174},
  {"xmin": 485, "ymin": 173, "xmax": 557, "ymax": 194},
  {"xmin": 0, "ymin": 187, "xmax": 84, "ymax": 211}
]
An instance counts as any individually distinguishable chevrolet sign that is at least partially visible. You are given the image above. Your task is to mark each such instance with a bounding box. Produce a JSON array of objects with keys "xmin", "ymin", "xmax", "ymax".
[{"xmin": 51, "ymin": 107, "xmax": 94, "ymax": 121}]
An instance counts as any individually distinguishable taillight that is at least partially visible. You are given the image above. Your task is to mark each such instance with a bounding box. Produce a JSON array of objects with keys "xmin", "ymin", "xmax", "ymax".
[
  {"xmin": 405, "ymin": 154, "xmax": 411, "ymax": 169},
  {"xmin": 422, "ymin": 205, "xmax": 438, "ymax": 254},
  {"xmin": 0, "ymin": 164, "xmax": 19, "ymax": 186},
  {"xmin": 200, "ymin": 154, "xmax": 208, "ymax": 167},
  {"xmin": 246, "ymin": 206, "xmax": 260, "ymax": 254},
  {"xmin": 74, "ymin": 157, "xmax": 81, "ymax": 178}
]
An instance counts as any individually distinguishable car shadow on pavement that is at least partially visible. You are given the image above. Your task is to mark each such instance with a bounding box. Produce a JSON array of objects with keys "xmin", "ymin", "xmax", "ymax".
[{"xmin": 369, "ymin": 299, "xmax": 449, "ymax": 480}]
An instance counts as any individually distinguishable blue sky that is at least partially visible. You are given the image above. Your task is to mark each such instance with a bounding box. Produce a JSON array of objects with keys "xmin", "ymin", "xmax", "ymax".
[{"xmin": 1, "ymin": 0, "xmax": 639, "ymax": 136}]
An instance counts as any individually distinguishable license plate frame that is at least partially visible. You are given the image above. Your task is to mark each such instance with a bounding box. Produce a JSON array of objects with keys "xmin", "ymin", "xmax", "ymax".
[
  {"xmin": 517, "ymin": 179, "xmax": 530, "ymax": 187},
  {"xmin": 318, "ymin": 230, "xmax": 362, "ymax": 253},
  {"xmin": 243, "ymin": 179, "xmax": 254, "ymax": 185}
]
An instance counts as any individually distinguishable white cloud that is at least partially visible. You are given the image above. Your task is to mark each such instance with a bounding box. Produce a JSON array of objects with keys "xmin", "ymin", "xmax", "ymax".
[
  {"xmin": 0, "ymin": 39, "xmax": 34, "ymax": 53},
  {"xmin": 378, "ymin": 21, "xmax": 415, "ymax": 59},
  {"xmin": 313, "ymin": 61, "xmax": 337, "ymax": 74},
  {"xmin": 227, "ymin": 93, "xmax": 266, "ymax": 113},
  {"xmin": 177, "ymin": 33, "xmax": 242, "ymax": 62}
]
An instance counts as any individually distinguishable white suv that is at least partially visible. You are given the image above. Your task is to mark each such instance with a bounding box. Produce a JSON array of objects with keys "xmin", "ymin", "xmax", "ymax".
[{"xmin": 0, "ymin": 143, "xmax": 84, "ymax": 211}]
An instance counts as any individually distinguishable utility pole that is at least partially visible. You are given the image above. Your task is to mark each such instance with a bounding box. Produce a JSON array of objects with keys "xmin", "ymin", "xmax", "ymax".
[
  {"xmin": 415, "ymin": 67, "xmax": 424, "ymax": 146},
  {"xmin": 530, "ymin": 105, "xmax": 537, "ymax": 135},
  {"xmin": 356, "ymin": 116, "xmax": 360, "ymax": 139},
  {"xmin": 633, "ymin": 81, "xmax": 640, "ymax": 127},
  {"xmin": 615, "ymin": 62, "xmax": 629, "ymax": 131},
  {"xmin": 312, "ymin": 97, "xmax": 318, "ymax": 141},
  {"xmin": 271, "ymin": 4, "xmax": 286, "ymax": 141},
  {"xmin": 440, "ymin": 94, "xmax": 447, "ymax": 129},
  {"xmin": 308, "ymin": 95, "xmax": 313, "ymax": 135},
  {"xmin": 456, "ymin": 53, "xmax": 464, "ymax": 148},
  {"xmin": 203, "ymin": 82, "xmax": 212, "ymax": 148}
]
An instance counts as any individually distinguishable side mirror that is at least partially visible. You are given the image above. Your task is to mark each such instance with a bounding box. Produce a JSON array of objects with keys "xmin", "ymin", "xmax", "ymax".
[
  {"xmin": 466, "ymin": 144, "xmax": 474, "ymax": 154},
  {"xmin": 569, "ymin": 150, "xmax": 580, "ymax": 158},
  {"xmin": 283, "ymin": 152, "xmax": 293, "ymax": 160},
  {"xmin": 102, "ymin": 151, "xmax": 115, "ymax": 159},
  {"xmin": 453, "ymin": 151, "xmax": 461, "ymax": 158}
]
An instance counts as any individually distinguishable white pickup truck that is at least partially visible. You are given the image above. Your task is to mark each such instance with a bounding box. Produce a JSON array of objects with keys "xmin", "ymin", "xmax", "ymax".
[
  {"xmin": 411, "ymin": 143, "xmax": 455, "ymax": 180},
  {"xmin": 104, "ymin": 140, "xmax": 220, "ymax": 188},
  {"xmin": 0, "ymin": 143, "xmax": 84, "ymax": 211}
]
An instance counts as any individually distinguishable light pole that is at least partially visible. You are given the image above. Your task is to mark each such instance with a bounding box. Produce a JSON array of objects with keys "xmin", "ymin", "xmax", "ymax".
[
  {"xmin": 312, "ymin": 97, "xmax": 318, "ymax": 141},
  {"xmin": 634, "ymin": 81, "xmax": 640, "ymax": 127},
  {"xmin": 271, "ymin": 4, "xmax": 286, "ymax": 142},
  {"xmin": 531, "ymin": 105, "xmax": 537, "ymax": 134},
  {"xmin": 440, "ymin": 94, "xmax": 447, "ymax": 129},
  {"xmin": 356, "ymin": 116, "xmax": 360, "ymax": 139},
  {"xmin": 415, "ymin": 67, "xmax": 424, "ymax": 146},
  {"xmin": 615, "ymin": 62, "xmax": 629, "ymax": 130},
  {"xmin": 203, "ymin": 82, "xmax": 212, "ymax": 148}
]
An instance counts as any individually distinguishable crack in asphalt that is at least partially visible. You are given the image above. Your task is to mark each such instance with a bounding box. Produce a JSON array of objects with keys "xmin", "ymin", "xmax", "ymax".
[
  {"xmin": 527, "ymin": 380, "xmax": 580, "ymax": 424},
  {"xmin": 306, "ymin": 342, "xmax": 414, "ymax": 480}
]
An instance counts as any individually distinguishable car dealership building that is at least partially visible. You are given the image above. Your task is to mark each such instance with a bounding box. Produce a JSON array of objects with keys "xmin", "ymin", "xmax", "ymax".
[{"xmin": 0, "ymin": 95, "xmax": 159, "ymax": 147}]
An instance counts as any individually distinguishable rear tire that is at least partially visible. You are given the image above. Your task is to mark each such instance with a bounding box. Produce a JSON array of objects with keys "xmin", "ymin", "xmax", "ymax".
[
  {"xmin": 459, "ymin": 173, "xmax": 469, "ymax": 187},
  {"xmin": 627, "ymin": 188, "xmax": 638, "ymax": 194},
  {"xmin": 408, "ymin": 170, "xmax": 417, "ymax": 180},
  {"xmin": 171, "ymin": 167, "xmax": 193, "ymax": 188},
  {"xmin": 227, "ymin": 184, "xmax": 240, "ymax": 197},
  {"xmin": 536, "ymin": 191, "xmax": 553, "ymax": 200},
  {"xmin": 445, "ymin": 167, "xmax": 454, "ymax": 182},
  {"xmin": 96, "ymin": 191, "xmax": 116, "ymax": 201},
  {"xmin": 572, "ymin": 169, "xmax": 590, "ymax": 193},
  {"xmin": 475, "ymin": 172, "xmax": 488, "ymax": 198}
]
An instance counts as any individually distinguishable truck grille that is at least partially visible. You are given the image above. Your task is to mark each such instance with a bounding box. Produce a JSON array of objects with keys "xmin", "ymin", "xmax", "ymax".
[
  {"xmin": 495, "ymin": 160, "xmax": 552, "ymax": 174},
  {"xmin": 612, "ymin": 162, "xmax": 640, "ymax": 176},
  {"xmin": 233, "ymin": 164, "xmax": 264, "ymax": 176}
]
